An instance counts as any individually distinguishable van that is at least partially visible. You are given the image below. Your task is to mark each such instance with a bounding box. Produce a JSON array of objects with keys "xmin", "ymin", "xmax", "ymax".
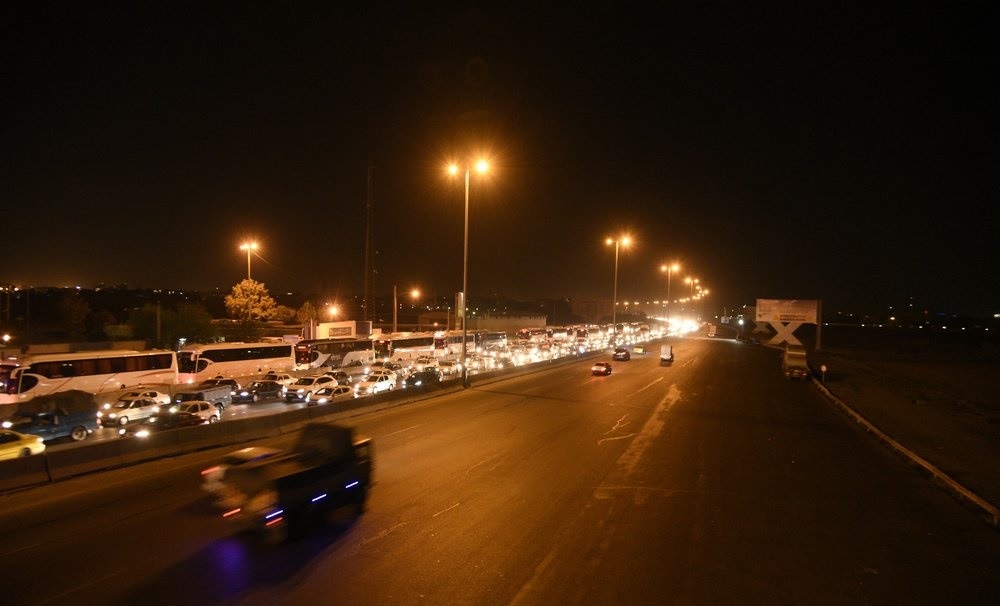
[{"xmin": 659, "ymin": 345, "xmax": 674, "ymax": 365}]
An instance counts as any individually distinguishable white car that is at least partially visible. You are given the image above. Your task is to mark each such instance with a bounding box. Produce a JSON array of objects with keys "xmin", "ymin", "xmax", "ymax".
[
  {"xmin": 265, "ymin": 373, "xmax": 296, "ymax": 388},
  {"xmin": 306, "ymin": 385, "xmax": 353, "ymax": 405},
  {"xmin": 113, "ymin": 389, "xmax": 172, "ymax": 406},
  {"xmin": 438, "ymin": 360, "xmax": 461, "ymax": 377},
  {"xmin": 366, "ymin": 369, "xmax": 397, "ymax": 383},
  {"xmin": 411, "ymin": 356, "xmax": 436, "ymax": 372},
  {"xmin": 98, "ymin": 397, "xmax": 166, "ymax": 427},
  {"xmin": 353, "ymin": 373, "xmax": 395, "ymax": 397},
  {"xmin": 173, "ymin": 400, "xmax": 221, "ymax": 423},
  {"xmin": 285, "ymin": 375, "xmax": 337, "ymax": 402}
]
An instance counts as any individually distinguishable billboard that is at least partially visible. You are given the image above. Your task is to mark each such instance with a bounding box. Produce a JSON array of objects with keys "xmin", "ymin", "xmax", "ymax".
[{"xmin": 755, "ymin": 299, "xmax": 818, "ymax": 324}]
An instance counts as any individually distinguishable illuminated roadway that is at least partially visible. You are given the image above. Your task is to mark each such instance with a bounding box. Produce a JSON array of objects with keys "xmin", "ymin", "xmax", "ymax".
[{"xmin": 2, "ymin": 339, "xmax": 998, "ymax": 605}]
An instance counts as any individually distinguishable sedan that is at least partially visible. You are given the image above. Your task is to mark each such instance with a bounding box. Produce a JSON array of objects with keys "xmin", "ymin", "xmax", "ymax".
[
  {"xmin": 118, "ymin": 411, "xmax": 206, "ymax": 438},
  {"xmin": 403, "ymin": 368, "xmax": 443, "ymax": 389},
  {"xmin": 98, "ymin": 397, "xmax": 165, "ymax": 427},
  {"xmin": 353, "ymin": 373, "xmax": 395, "ymax": 397},
  {"xmin": 591, "ymin": 362, "xmax": 613, "ymax": 376},
  {"xmin": 264, "ymin": 372, "xmax": 296, "ymax": 388},
  {"xmin": 612, "ymin": 347, "xmax": 631, "ymax": 361},
  {"xmin": 112, "ymin": 389, "xmax": 172, "ymax": 406},
  {"xmin": 306, "ymin": 385, "xmax": 353, "ymax": 405},
  {"xmin": 0, "ymin": 428, "xmax": 46, "ymax": 459},
  {"xmin": 285, "ymin": 375, "xmax": 337, "ymax": 402},
  {"xmin": 323, "ymin": 370, "xmax": 353, "ymax": 385},
  {"xmin": 173, "ymin": 400, "xmax": 221, "ymax": 423},
  {"xmin": 234, "ymin": 380, "xmax": 285, "ymax": 403},
  {"xmin": 438, "ymin": 360, "xmax": 461, "ymax": 377}
]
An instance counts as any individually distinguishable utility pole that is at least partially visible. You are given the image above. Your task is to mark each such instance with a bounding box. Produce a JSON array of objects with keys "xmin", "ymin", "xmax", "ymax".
[{"xmin": 363, "ymin": 157, "xmax": 376, "ymax": 323}]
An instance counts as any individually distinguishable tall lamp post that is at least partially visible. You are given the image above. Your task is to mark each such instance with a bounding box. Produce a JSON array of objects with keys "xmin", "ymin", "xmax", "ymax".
[
  {"xmin": 660, "ymin": 262, "xmax": 680, "ymax": 329},
  {"xmin": 449, "ymin": 159, "xmax": 489, "ymax": 387},
  {"xmin": 606, "ymin": 236, "xmax": 631, "ymax": 344},
  {"xmin": 239, "ymin": 241, "xmax": 258, "ymax": 280},
  {"xmin": 393, "ymin": 286, "xmax": 420, "ymax": 333},
  {"xmin": 684, "ymin": 276, "xmax": 699, "ymax": 318}
]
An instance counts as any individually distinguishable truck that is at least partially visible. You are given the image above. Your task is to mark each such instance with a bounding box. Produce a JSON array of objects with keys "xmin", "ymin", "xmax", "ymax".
[
  {"xmin": 215, "ymin": 422, "xmax": 373, "ymax": 543},
  {"xmin": 0, "ymin": 389, "xmax": 100, "ymax": 442},
  {"xmin": 172, "ymin": 384, "xmax": 232, "ymax": 412},
  {"xmin": 781, "ymin": 344, "xmax": 810, "ymax": 380}
]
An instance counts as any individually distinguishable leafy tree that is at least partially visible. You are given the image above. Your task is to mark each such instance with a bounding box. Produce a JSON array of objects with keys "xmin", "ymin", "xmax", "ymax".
[
  {"xmin": 175, "ymin": 302, "xmax": 215, "ymax": 345},
  {"xmin": 128, "ymin": 302, "xmax": 215, "ymax": 348},
  {"xmin": 297, "ymin": 301, "xmax": 318, "ymax": 324},
  {"xmin": 272, "ymin": 305, "xmax": 297, "ymax": 323},
  {"xmin": 57, "ymin": 292, "xmax": 90, "ymax": 341},
  {"xmin": 86, "ymin": 308, "xmax": 118, "ymax": 341},
  {"xmin": 225, "ymin": 280, "xmax": 277, "ymax": 340}
]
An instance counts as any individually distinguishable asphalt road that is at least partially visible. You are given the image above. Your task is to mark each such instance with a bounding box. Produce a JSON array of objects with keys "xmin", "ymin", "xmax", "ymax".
[{"xmin": 1, "ymin": 338, "xmax": 998, "ymax": 605}]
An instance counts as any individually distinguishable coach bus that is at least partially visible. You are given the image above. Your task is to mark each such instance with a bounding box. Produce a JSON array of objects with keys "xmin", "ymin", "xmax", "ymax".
[
  {"xmin": 374, "ymin": 332, "xmax": 438, "ymax": 364},
  {"xmin": 294, "ymin": 337, "xmax": 375, "ymax": 371},
  {"xmin": 0, "ymin": 349, "xmax": 178, "ymax": 405},
  {"xmin": 176, "ymin": 342, "xmax": 295, "ymax": 384}
]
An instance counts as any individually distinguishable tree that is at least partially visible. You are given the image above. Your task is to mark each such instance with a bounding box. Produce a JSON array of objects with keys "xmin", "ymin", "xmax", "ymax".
[
  {"xmin": 56, "ymin": 292, "xmax": 90, "ymax": 342},
  {"xmin": 272, "ymin": 305, "xmax": 297, "ymax": 323},
  {"xmin": 128, "ymin": 301, "xmax": 216, "ymax": 348},
  {"xmin": 297, "ymin": 301, "xmax": 319, "ymax": 324},
  {"xmin": 225, "ymin": 280, "xmax": 278, "ymax": 341}
]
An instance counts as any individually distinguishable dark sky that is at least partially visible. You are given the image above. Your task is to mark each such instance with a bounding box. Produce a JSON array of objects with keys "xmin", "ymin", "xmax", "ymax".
[{"xmin": 3, "ymin": 3, "xmax": 997, "ymax": 317}]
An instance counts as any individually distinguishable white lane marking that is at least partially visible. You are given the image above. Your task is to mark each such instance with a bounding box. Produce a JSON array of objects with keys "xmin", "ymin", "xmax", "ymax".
[{"xmin": 615, "ymin": 383, "xmax": 682, "ymax": 479}]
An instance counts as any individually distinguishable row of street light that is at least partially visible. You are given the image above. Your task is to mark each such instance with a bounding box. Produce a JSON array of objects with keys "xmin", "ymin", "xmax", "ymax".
[
  {"xmin": 239, "ymin": 163, "xmax": 705, "ymax": 387},
  {"xmin": 606, "ymin": 236, "xmax": 708, "ymax": 337}
]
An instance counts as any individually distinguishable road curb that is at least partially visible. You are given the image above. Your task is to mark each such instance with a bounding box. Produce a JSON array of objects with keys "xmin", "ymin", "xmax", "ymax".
[{"xmin": 813, "ymin": 376, "xmax": 999, "ymax": 529}]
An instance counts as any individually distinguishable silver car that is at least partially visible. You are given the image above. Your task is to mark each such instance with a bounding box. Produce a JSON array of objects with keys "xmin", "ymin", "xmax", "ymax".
[{"xmin": 98, "ymin": 397, "xmax": 165, "ymax": 427}]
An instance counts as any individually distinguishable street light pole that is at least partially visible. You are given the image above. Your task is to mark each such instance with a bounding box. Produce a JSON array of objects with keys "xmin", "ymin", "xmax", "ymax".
[
  {"xmin": 449, "ymin": 160, "xmax": 489, "ymax": 388},
  {"xmin": 606, "ymin": 236, "xmax": 631, "ymax": 344},
  {"xmin": 661, "ymin": 262, "xmax": 679, "ymax": 330},
  {"xmin": 239, "ymin": 241, "xmax": 258, "ymax": 280},
  {"xmin": 393, "ymin": 285, "xmax": 398, "ymax": 334},
  {"xmin": 461, "ymin": 167, "xmax": 470, "ymax": 387}
]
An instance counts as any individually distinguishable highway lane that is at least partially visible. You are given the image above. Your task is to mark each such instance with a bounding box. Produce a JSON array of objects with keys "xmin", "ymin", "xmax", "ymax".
[{"xmin": 1, "ymin": 339, "xmax": 998, "ymax": 605}]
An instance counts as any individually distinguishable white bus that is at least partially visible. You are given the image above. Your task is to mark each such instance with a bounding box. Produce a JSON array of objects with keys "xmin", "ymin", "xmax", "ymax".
[
  {"xmin": 0, "ymin": 350, "xmax": 178, "ymax": 405},
  {"xmin": 294, "ymin": 337, "xmax": 375, "ymax": 371},
  {"xmin": 176, "ymin": 342, "xmax": 295, "ymax": 384}
]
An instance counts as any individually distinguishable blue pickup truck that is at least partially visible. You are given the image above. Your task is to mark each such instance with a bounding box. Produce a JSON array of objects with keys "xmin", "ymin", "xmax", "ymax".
[{"xmin": 1, "ymin": 389, "xmax": 100, "ymax": 442}]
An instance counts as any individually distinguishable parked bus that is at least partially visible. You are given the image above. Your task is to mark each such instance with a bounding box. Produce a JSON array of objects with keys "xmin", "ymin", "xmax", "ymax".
[
  {"xmin": 294, "ymin": 337, "xmax": 375, "ymax": 371},
  {"xmin": 476, "ymin": 331, "xmax": 508, "ymax": 352},
  {"xmin": 374, "ymin": 332, "xmax": 438, "ymax": 364},
  {"xmin": 433, "ymin": 331, "xmax": 477, "ymax": 357},
  {"xmin": 0, "ymin": 350, "xmax": 178, "ymax": 405},
  {"xmin": 176, "ymin": 342, "xmax": 295, "ymax": 384},
  {"xmin": 516, "ymin": 328, "xmax": 548, "ymax": 344}
]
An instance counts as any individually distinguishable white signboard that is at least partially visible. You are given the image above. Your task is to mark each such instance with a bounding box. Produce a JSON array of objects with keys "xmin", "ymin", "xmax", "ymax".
[{"xmin": 755, "ymin": 299, "xmax": 818, "ymax": 325}]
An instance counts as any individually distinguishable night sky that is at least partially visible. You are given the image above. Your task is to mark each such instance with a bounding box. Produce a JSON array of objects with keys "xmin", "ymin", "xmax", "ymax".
[{"xmin": 3, "ymin": 4, "xmax": 996, "ymax": 317}]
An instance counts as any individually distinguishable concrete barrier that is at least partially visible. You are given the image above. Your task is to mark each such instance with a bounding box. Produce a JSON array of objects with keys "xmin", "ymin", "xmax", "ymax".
[
  {"xmin": 47, "ymin": 438, "xmax": 126, "ymax": 481},
  {"xmin": 0, "ymin": 455, "xmax": 51, "ymax": 492}
]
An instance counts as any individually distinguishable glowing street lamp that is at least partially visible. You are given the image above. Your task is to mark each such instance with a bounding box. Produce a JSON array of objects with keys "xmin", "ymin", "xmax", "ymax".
[
  {"xmin": 606, "ymin": 235, "xmax": 632, "ymax": 342},
  {"xmin": 660, "ymin": 262, "xmax": 680, "ymax": 327},
  {"xmin": 393, "ymin": 286, "xmax": 420, "ymax": 333},
  {"xmin": 448, "ymin": 159, "xmax": 490, "ymax": 387},
  {"xmin": 239, "ymin": 241, "xmax": 258, "ymax": 280}
]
